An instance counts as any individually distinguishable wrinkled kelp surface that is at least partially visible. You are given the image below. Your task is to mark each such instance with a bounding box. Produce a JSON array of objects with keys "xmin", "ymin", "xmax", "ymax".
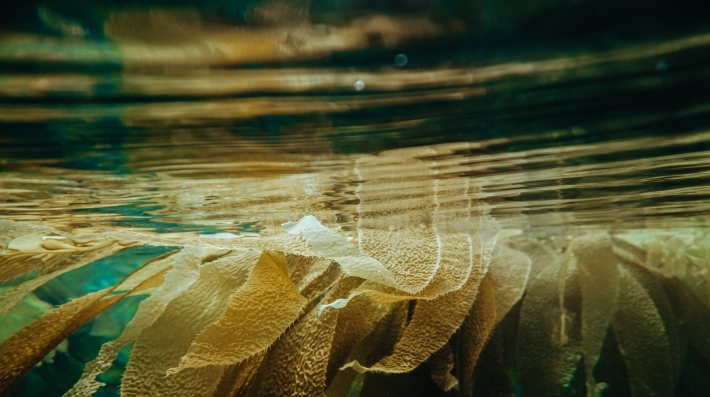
[
  {"xmin": 3, "ymin": 0, "xmax": 710, "ymax": 395},
  {"xmin": 1, "ymin": 213, "xmax": 710, "ymax": 397}
]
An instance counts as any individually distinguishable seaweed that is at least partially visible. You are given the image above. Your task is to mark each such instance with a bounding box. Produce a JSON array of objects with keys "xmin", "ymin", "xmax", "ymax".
[{"xmin": 1, "ymin": 212, "xmax": 709, "ymax": 396}]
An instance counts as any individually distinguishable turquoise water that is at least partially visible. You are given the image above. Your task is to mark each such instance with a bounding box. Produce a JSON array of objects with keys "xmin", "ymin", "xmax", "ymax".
[{"xmin": 2, "ymin": 1, "xmax": 710, "ymax": 396}]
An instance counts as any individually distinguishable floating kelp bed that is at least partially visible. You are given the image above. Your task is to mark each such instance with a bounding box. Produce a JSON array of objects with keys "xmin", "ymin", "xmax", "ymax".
[
  {"xmin": 2, "ymin": 0, "xmax": 710, "ymax": 396},
  {"xmin": 2, "ymin": 140, "xmax": 710, "ymax": 397},
  {"xmin": 1, "ymin": 212, "xmax": 710, "ymax": 397}
]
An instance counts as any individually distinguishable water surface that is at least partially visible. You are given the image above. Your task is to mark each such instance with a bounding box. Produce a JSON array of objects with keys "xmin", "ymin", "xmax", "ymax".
[{"xmin": 2, "ymin": 2, "xmax": 710, "ymax": 396}]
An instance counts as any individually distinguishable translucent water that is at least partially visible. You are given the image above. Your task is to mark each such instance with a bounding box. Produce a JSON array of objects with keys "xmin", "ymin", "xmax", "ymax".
[{"xmin": 1, "ymin": 1, "xmax": 710, "ymax": 396}]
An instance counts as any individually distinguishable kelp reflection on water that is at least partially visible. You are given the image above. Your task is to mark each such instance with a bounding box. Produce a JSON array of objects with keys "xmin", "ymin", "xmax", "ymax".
[{"xmin": 2, "ymin": 1, "xmax": 710, "ymax": 396}]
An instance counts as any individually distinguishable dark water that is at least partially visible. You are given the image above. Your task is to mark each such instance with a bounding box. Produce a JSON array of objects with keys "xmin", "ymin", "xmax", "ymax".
[{"xmin": 1, "ymin": 1, "xmax": 710, "ymax": 396}]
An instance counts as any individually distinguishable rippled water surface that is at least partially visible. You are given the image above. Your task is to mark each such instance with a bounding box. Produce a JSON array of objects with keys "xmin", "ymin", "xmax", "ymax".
[
  {"xmin": 2, "ymin": 1, "xmax": 710, "ymax": 396},
  {"xmin": 3, "ymin": 37, "xmax": 710, "ymax": 233}
]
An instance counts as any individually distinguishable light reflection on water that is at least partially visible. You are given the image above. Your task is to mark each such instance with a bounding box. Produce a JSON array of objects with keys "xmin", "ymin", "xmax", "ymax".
[
  {"xmin": 1, "ymin": 29, "xmax": 710, "ymax": 233},
  {"xmin": 2, "ymin": 5, "xmax": 710, "ymax": 396},
  {"xmin": 2, "ymin": 127, "xmax": 710, "ymax": 234}
]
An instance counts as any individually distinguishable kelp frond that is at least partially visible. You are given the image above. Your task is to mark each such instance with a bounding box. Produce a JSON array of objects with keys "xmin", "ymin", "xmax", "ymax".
[{"xmin": 1, "ymin": 215, "xmax": 709, "ymax": 397}]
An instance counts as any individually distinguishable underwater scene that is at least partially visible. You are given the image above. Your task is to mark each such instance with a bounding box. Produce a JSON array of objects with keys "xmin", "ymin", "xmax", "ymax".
[{"xmin": 1, "ymin": 0, "xmax": 710, "ymax": 396}]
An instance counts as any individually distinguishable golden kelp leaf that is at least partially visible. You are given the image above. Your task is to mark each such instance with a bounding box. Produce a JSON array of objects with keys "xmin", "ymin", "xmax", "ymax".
[
  {"xmin": 343, "ymin": 262, "xmax": 483, "ymax": 374},
  {"xmin": 111, "ymin": 249, "xmax": 180, "ymax": 294},
  {"xmin": 427, "ymin": 343, "xmax": 458, "ymax": 392},
  {"xmin": 611, "ymin": 235, "xmax": 648, "ymax": 268},
  {"xmin": 0, "ymin": 242, "xmax": 127, "ymax": 317},
  {"xmin": 331, "ymin": 304, "xmax": 409, "ymax": 397},
  {"xmin": 346, "ymin": 301, "xmax": 408, "ymax": 371},
  {"xmin": 623, "ymin": 264, "xmax": 685, "ymax": 390},
  {"xmin": 168, "ymin": 251, "xmax": 306, "ymax": 373},
  {"xmin": 300, "ymin": 263, "xmax": 341, "ymax": 308},
  {"xmin": 486, "ymin": 244, "xmax": 531, "ymax": 325},
  {"xmin": 239, "ymin": 275, "xmax": 362, "ymax": 397},
  {"xmin": 612, "ymin": 267, "xmax": 673, "ymax": 397},
  {"xmin": 121, "ymin": 250, "xmax": 262, "ymax": 397},
  {"xmin": 319, "ymin": 287, "xmax": 402, "ymax": 311},
  {"xmin": 417, "ymin": 232, "xmax": 476, "ymax": 297},
  {"xmin": 287, "ymin": 255, "xmax": 341, "ymax": 302},
  {"xmin": 124, "ymin": 266, "xmax": 171, "ymax": 296},
  {"xmin": 662, "ymin": 276, "xmax": 710, "ymax": 365},
  {"xmin": 319, "ymin": 278, "xmax": 425, "ymax": 312},
  {"xmin": 318, "ymin": 234, "xmax": 487, "ymax": 311},
  {"xmin": 0, "ymin": 234, "xmax": 70, "ymax": 281},
  {"xmin": 516, "ymin": 258, "xmax": 583, "ymax": 397},
  {"xmin": 507, "ymin": 237, "xmax": 560, "ymax": 275},
  {"xmin": 0, "ymin": 288, "xmax": 70, "ymax": 365},
  {"xmin": 65, "ymin": 247, "xmax": 221, "ymax": 397},
  {"xmin": 254, "ymin": 232, "xmax": 321, "ymax": 261},
  {"xmin": 571, "ymin": 233, "xmax": 620, "ymax": 397},
  {"xmin": 0, "ymin": 290, "xmax": 54, "ymax": 342},
  {"xmin": 0, "ymin": 249, "xmax": 70, "ymax": 282},
  {"xmin": 282, "ymin": 216, "xmax": 399, "ymax": 289},
  {"xmin": 246, "ymin": 301, "xmax": 338, "ymax": 397},
  {"xmin": 425, "ymin": 177, "xmax": 487, "ymax": 297},
  {"xmin": 325, "ymin": 291, "xmax": 391, "ymax": 386},
  {"xmin": 0, "ymin": 288, "xmax": 120, "ymax": 395},
  {"xmin": 287, "ymin": 254, "xmax": 333, "ymax": 292},
  {"xmin": 357, "ymin": 227, "xmax": 440, "ymax": 293},
  {"xmin": 212, "ymin": 350, "xmax": 267, "ymax": 397},
  {"xmin": 284, "ymin": 203, "xmax": 492, "ymax": 296},
  {"xmin": 354, "ymin": 154, "xmax": 447, "ymax": 294},
  {"xmin": 457, "ymin": 277, "xmax": 497, "ymax": 397}
]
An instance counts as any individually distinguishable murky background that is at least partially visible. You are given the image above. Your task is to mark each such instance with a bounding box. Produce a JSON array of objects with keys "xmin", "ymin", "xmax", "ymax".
[{"xmin": 1, "ymin": 0, "xmax": 710, "ymax": 395}]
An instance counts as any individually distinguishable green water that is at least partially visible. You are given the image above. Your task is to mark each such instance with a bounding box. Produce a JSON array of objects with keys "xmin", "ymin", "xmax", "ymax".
[{"xmin": 2, "ymin": 1, "xmax": 710, "ymax": 396}]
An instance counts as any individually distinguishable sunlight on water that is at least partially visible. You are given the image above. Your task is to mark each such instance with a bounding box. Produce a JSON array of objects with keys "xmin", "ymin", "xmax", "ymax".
[{"xmin": 1, "ymin": 1, "xmax": 710, "ymax": 396}]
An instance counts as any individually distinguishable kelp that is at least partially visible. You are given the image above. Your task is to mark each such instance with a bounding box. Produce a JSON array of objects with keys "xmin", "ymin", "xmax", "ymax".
[
  {"xmin": 428, "ymin": 343, "xmax": 458, "ymax": 392},
  {"xmin": 1, "ymin": 214, "xmax": 710, "ymax": 397},
  {"xmin": 572, "ymin": 233, "xmax": 620, "ymax": 397},
  {"xmin": 0, "ymin": 289, "xmax": 121, "ymax": 395},
  {"xmin": 515, "ymin": 247, "xmax": 584, "ymax": 397},
  {"xmin": 486, "ymin": 244, "xmax": 531, "ymax": 325},
  {"xmin": 120, "ymin": 250, "xmax": 262, "ymax": 397},
  {"xmin": 0, "ymin": 252, "xmax": 170, "ymax": 395},
  {"xmin": 244, "ymin": 275, "xmax": 361, "ymax": 397},
  {"xmin": 169, "ymin": 251, "xmax": 305, "ymax": 374},
  {"xmin": 612, "ymin": 267, "xmax": 673, "ymax": 397},
  {"xmin": 341, "ymin": 258, "xmax": 484, "ymax": 374},
  {"xmin": 65, "ymin": 247, "xmax": 223, "ymax": 397},
  {"xmin": 0, "ymin": 234, "xmax": 130, "ymax": 317},
  {"xmin": 0, "ymin": 289, "xmax": 69, "ymax": 365},
  {"xmin": 456, "ymin": 277, "xmax": 498, "ymax": 397},
  {"xmin": 507, "ymin": 232, "xmax": 710, "ymax": 397}
]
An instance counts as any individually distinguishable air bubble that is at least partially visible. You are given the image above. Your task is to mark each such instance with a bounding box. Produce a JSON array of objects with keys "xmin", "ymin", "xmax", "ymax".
[
  {"xmin": 656, "ymin": 59, "xmax": 668, "ymax": 72},
  {"xmin": 394, "ymin": 53, "xmax": 408, "ymax": 67}
]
